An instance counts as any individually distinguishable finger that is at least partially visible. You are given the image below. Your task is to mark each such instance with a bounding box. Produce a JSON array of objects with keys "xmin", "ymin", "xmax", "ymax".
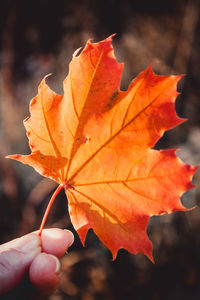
[
  {"xmin": 41, "ymin": 228, "xmax": 74, "ymax": 258},
  {"xmin": 29, "ymin": 252, "xmax": 60, "ymax": 296},
  {"xmin": 0, "ymin": 235, "xmax": 41, "ymax": 295},
  {"xmin": 0, "ymin": 232, "xmax": 41, "ymax": 253}
]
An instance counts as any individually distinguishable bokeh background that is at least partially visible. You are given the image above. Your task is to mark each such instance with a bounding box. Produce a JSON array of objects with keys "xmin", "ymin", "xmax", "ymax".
[{"xmin": 1, "ymin": 0, "xmax": 200, "ymax": 299}]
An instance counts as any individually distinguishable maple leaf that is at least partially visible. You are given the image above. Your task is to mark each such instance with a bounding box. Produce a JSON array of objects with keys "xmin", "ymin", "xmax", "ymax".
[{"xmin": 7, "ymin": 36, "xmax": 197, "ymax": 261}]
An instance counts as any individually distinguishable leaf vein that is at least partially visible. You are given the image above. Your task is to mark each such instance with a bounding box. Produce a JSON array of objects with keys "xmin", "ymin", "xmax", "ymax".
[
  {"xmin": 40, "ymin": 89, "xmax": 61, "ymax": 158},
  {"xmin": 123, "ymin": 182, "xmax": 162, "ymax": 205},
  {"xmin": 66, "ymin": 50, "xmax": 104, "ymax": 178},
  {"xmin": 26, "ymin": 125, "xmax": 51, "ymax": 144},
  {"xmin": 74, "ymin": 189, "xmax": 128, "ymax": 231},
  {"xmin": 68, "ymin": 82, "xmax": 170, "ymax": 183}
]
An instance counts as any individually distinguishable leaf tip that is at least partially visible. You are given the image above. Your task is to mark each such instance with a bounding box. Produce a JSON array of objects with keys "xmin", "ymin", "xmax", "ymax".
[
  {"xmin": 38, "ymin": 73, "xmax": 52, "ymax": 90},
  {"xmin": 73, "ymin": 46, "xmax": 83, "ymax": 58},
  {"xmin": 106, "ymin": 33, "xmax": 117, "ymax": 42},
  {"xmin": 77, "ymin": 225, "xmax": 90, "ymax": 246},
  {"xmin": 6, "ymin": 154, "xmax": 22, "ymax": 160},
  {"xmin": 147, "ymin": 252, "xmax": 155, "ymax": 264}
]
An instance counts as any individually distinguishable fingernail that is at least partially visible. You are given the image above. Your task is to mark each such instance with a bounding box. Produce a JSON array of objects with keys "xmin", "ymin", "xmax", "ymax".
[
  {"xmin": 47, "ymin": 254, "xmax": 60, "ymax": 273},
  {"xmin": 63, "ymin": 229, "xmax": 74, "ymax": 247}
]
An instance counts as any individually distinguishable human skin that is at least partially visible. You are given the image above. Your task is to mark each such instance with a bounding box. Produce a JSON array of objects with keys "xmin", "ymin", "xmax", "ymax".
[{"xmin": 0, "ymin": 228, "xmax": 74, "ymax": 298}]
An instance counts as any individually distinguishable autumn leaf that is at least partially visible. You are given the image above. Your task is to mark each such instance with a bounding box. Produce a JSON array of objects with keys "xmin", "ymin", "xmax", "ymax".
[{"xmin": 7, "ymin": 36, "xmax": 197, "ymax": 261}]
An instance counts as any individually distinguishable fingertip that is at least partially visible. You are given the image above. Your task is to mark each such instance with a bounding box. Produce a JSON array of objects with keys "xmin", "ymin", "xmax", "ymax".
[
  {"xmin": 41, "ymin": 228, "xmax": 74, "ymax": 258},
  {"xmin": 29, "ymin": 253, "xmax": 60, "ymax": 296}
]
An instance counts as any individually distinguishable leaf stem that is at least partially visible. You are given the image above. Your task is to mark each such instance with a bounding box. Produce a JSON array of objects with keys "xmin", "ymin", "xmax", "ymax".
[{"xmin": 38, "ymin": 184, "xmax": 65, "ymax": 236}]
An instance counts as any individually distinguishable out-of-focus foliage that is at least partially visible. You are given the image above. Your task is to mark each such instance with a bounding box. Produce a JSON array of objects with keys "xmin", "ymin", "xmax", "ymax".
[{"xmin": 1, "ymin": 0, "xmax": 200, "ymax": 299}]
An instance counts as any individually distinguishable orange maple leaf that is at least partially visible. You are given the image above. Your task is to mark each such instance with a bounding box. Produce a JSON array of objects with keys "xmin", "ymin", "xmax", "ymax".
[{"xmin": 7, "ymin": 36, "xmax": 197, "ymax": 261}]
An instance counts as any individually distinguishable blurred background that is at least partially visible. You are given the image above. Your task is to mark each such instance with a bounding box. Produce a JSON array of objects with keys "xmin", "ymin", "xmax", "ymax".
[{"xmin": 1, "ymin": 0, "xmax": 200, "ymax": 299}]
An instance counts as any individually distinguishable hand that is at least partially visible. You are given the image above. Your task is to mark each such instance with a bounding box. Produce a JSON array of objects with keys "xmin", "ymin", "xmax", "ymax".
[{"xmin": 0, "ymin": 228, "xmax": 74, "ymax": 299}]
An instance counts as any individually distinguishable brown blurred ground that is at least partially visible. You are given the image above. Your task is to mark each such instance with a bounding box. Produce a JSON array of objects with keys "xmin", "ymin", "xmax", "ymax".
[{"xmin": 1, "ymin": 0, "xmax": 200, "ymax": 299}]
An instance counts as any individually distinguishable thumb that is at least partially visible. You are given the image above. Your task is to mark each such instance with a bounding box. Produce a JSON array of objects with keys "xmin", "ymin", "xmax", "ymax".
[{"xmin": 0, "ymin": 234, "xmax": 41, "ymax": 295}]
